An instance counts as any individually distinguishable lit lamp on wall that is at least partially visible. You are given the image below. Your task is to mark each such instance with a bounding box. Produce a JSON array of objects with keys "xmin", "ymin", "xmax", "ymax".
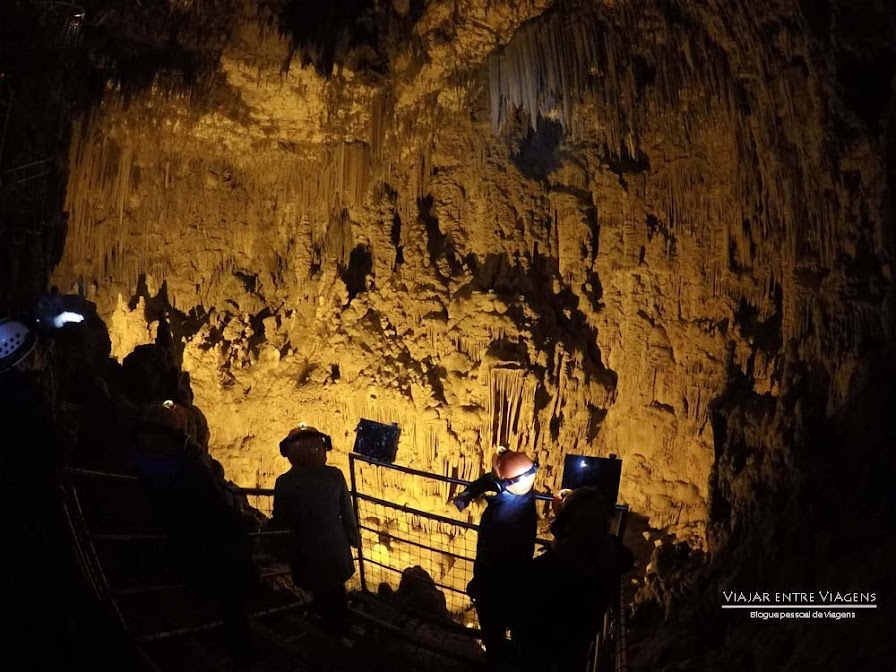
[
  {"xmin": 352, "ymin": 419, "xmax": 401, "ymax": 463},
  {"xmin": 560, "ymin": 454, "xmax": 622, "ymax": 504}
]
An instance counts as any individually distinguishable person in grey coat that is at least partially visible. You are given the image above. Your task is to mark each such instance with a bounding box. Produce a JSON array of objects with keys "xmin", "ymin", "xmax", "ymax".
[{"xmin": 273, "ymin": 424, "xmax": 360, "ymax": 637}]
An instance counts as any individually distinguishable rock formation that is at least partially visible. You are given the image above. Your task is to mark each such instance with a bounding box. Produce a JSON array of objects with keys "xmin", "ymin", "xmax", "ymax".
[{"xmin": 4, "ymin": 0, "xmax": 893, "ymax": 667}]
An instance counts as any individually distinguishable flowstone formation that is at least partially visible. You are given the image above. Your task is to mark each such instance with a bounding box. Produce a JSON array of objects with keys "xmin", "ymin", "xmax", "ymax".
[{"xmin": 53, "ymin": 0, "xmax": 893, "ymax": 572}]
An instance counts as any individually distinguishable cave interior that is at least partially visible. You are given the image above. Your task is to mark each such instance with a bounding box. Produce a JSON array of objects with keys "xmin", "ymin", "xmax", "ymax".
[{"xmin": 0, "ymin": 0, "xmax": 894, "ymax": 670}]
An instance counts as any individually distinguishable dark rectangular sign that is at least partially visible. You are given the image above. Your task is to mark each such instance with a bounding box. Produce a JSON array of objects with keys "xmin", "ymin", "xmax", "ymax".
[
  {"xmin": 560, "ymin": 454, "xmax": 622, "ymax": 504},
  {"xmin": 353, "ymin": 419, "xmax": 401, "ymax": 463}
]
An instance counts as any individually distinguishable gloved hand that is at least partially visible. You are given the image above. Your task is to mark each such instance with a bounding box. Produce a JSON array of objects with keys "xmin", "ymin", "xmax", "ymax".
[{"xmin": 453, "ymin": 489, "xmax": 474, "ymax": 512}]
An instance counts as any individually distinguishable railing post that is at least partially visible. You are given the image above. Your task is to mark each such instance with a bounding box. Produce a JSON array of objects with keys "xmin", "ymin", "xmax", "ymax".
[
  {"xmin": 615, "ymin": 576, "xmax": 628, "ymax": 672},
  {"xmin": 349, "ymin": 452, "xmax": 367, "ymax": 593},
  {"xmin": 616, "ymin": 505, "xmax": 629, "ymax": 540},
  {"xmin": 61, "ymin": 478, "xmax": 131, "ymax": 636}
]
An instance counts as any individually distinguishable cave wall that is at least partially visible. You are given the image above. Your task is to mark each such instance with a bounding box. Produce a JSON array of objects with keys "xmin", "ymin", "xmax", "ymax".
[{"xmin": 51, "ymin": 0, "xmax": 894, "ymax": 555}]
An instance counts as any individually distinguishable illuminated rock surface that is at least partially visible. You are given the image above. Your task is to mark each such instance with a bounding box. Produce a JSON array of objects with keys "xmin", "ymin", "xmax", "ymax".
[
  {"xmin": 3, "ymin": 0, "xmax": 883, "ymax": 666},
  {"xmin": 52, "ymin": 1, "xmax": 892, "ymax": 553}
]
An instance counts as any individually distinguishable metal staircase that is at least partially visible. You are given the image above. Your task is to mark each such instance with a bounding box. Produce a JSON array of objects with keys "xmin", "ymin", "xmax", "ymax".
[{"xmin": 62, "ymin": 460, "xmax": 630, "ymax": 671}]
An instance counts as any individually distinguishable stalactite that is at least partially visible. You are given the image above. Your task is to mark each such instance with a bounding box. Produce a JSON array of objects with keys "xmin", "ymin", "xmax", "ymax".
[
  {"xmin": 486, "ymin": 367, "xmax": 537, "ymax": 452},
  {"xmin": 323, "ymin": 209, "xmax": 353, "ymax": 267}
]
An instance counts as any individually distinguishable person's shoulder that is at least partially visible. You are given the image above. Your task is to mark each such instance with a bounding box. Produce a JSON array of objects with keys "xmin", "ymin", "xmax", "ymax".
[
  {"xmin": 324, "ymin": 465, "xmax": 346, "ymax": 480},
  {"xmin": 274, "ymin": 469, "xmax": 295, "ymax": 485}
]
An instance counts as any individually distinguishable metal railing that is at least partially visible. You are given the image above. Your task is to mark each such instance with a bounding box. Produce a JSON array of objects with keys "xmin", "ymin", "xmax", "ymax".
[
  {"xmin": 349, "ymin": 452, "xmax": 552, "ymax": 620},
  {"xmin": 347, "ymin": 451, "xmax": 630, "ymax": 656},
  {"xmin": 589, "ymin": 509, "xmax": 630, "ymax": 672},
  {"xmin": 63, "ymin": 458, "xmax": 630, "ymax": 670},
  {"xmin": 61, "ymin": 467, "xmax": 305, "ymax": 647}
]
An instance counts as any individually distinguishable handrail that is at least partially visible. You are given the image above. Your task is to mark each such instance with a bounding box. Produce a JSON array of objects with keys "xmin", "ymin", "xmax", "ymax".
[
  {"xmin": 135, "ymin": 600, "xmax": 309, "ymax": 643},
  {"xmin": 347, "ymin": 454, "xmax": 630, "ymax": 515},
  {"xmin": 589, "ymin": 506, "xmax": 629, "ymax": 672},
  {"xmin": 114, "ymin": 568, "xmax": 292, "ymax": 596},
  {"xmin": 65, "ymin": 467, "xmax": 139, "ymax": 481},
  {"xmin": 64, "ymin": 453, "xmax": 629, "ymax": 668},
  {"xmin": 350, "ymin": 452, "xmax": 558, "ymax": 502},
  {"xmin": 355, "ymin": 490, "xmax": 552, "ymax": 547},
  {"xmin": 65, "ymin": 464, "xmax": 627, "ymax": 519},
  {"xmin": 64, "ymin": 467, "xmax": 276, "ymax": 496},
  {"xmin": 92, "ymin": 529, "xmax": 290, "ymax": 542},
  {"xmin": 354, "ymin": 490, "xmax": 481, "ymax": 531},
  {"xmin": 351, "ymin": 453, "xmax": 482, "ymax": 489},
  {"xmin": 615, "ymin": 578, "xmax": 630, "ymax": 672},
  {"xmin": 358, "ymin": 524, "xmax": 476, "ymax": 564},
  {"xmin": 238, "ymin": 486, "xmax": 275, "ymax": 496}
]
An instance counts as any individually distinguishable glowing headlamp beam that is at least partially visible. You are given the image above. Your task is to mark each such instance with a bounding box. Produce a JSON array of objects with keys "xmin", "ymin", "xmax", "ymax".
[{"xmin": 52, "ymin": 312, "xmax": 85, "ymax": 328}]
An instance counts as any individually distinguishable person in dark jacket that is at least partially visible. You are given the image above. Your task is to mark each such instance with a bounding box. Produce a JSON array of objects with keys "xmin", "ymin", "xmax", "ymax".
[
  {"xmin": 515, "ymin": 486, "xmax": 635, "ymax": 671},
  {"xmin": 453, "ymin": 447, "xmax": 538, "ymax": 661},
  {"xmin": 133, "ymin": 400, "xmax": 256, "ymax": 663},
  {"xmin": 273, "ymin": 424, "xmax": 360, "ymax": 638},
  {"xmin": 2, "ymin": 314, "xmax": 148, "ymax": 669}
]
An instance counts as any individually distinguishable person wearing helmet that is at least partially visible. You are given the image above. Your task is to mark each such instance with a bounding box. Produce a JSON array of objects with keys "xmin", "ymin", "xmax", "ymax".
[
  {"xmin": 1, "ymin": 317, "xmax": 68, "ymax": 667},
  {"xmin": 1, "ymin": 314, "xmax": 143, "ymax": 668},
  {"xmin": 453, "ymin": 446, "xmax": 538, "ymax": 661},
  {"xmin": 133, "ymin": 400, "xmax": 256, "ymax": 663},
  {"xmin": 0, "ymin": 318, "xmax": 37, "ymax": 373},
  {"xmin": 515, "ymin": 487, "xmax": 634, "ymax": 671},
  {"xmin": 273, "ymin": 424, "xmax": 360, "ymax": 640}
]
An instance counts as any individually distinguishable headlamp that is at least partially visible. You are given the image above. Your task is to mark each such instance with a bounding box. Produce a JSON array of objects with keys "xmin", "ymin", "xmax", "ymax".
[
  {"xmin": 51, "ymin": 311, "xmax": 84, "ymax": 328},
  {"xmin": 495, "ymin": 462, "xmax": 538, "ymax": 492}
]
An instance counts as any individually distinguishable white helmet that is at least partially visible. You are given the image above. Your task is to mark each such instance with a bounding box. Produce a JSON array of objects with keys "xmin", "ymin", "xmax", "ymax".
[{"xmin": 0, "ymin": 318, "xmax": 37, "ymax": 372}]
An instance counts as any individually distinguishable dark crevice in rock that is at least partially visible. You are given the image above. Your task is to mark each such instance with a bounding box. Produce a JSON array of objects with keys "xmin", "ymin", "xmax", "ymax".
[
  {"xmin": 341, "ymin": 244, "xmax": 373, "ymax": 300},
  {"xmin": 733, "ymin": 290, "xmax": 783, "ymax": 355},
  {"xmin": 646, "ymin": 213, "xmax": 677, "ymax": 258},
  {"xmin": 512, "ymin": 116, "xmax": 564, "ymax": 180},
  {"xmin": 418, "ymin": 194, "xmax": 460, "ymax": 275},
  {"xmin": 390, "ymin": 212, "xmax": 405, "ymax": 268}
]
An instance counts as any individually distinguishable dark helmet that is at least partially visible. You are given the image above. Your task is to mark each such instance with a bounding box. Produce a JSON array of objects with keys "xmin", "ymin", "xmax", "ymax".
[
  {"xmin": 279, "ymin": 422, "xmax": 332, "ymax": 459},
  {"xmin": 134, "ymin": 400, "xmax": 201, "ymax": 458},
  {"xmin": 550, "ymin": 486, "xmax": 613, "ymax": 540},
  {"xmin": 137, "ymin": 400, "xmax": 197, "ymax": 439}
]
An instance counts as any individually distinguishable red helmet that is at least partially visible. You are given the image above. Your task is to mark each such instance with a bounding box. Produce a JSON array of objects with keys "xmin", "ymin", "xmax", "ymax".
[
  {"xmin": 492, "ymin": 447, "xmax": 536, "ymax": 480},
  {"xmin": 492, "ymin": 447, "xmax": 537, "ymax": 494}
]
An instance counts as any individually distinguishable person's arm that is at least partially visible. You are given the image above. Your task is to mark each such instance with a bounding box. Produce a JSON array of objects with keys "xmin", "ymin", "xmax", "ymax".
[
  {"xmin": 452, "ymin": 473, "xmax": 498, "ymax": 511},
  {"xmin": 338, "ymin": 472, "xmax": 360, "ymax": 548},
  {"xmin": 271, "ymin": 477, "xmax": 288, "ymax": 530}
]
